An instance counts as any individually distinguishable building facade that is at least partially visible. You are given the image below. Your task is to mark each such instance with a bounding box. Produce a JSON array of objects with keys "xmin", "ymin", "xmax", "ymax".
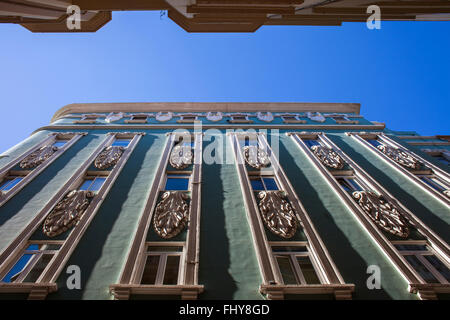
[
  {"xmin": 0, "ymin": 102, "xmax": 448, "ymax": 300},
  {"xmin": 1, "ymin": 1, "xmax": 450, "ymax": 33}
]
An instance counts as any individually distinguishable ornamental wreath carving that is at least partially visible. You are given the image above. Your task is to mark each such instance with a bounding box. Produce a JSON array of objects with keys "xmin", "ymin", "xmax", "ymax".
[
  {"xmin": 243, "ymin": 146, "xmax": 270, "ymax": 169},
  {"xmin": 377, "ymin": 145, "xmax": 421, "ymax": 170},
  {"xmin": 94, "ymin": 146, "xmax": 125, "ymax": 170},
  {"xmin": 169, "ymin": 144, "xmax": 193, "ymax": 169},
  {"xmin": 257, "ymin": 112, "xmax": 274, "ymax": 122},
  {"xmin": 153, "ymin": 191, "xmax": 189, "ymax": 239},
  {"xmin": 20, "ymin": 144, "xmax": 58, "ymax": 169},
  {"xmin": 352, "ymin": 190, "xmax": 410, "ymax": 238},
  {"xmin": 156, "ymin": 112, "xmax": 173, "ymax": 122},
  {"xmin": 257, "ymin": 191, "xmax": 298, "ymax": 239},
  {"xmin": 311, "ymin": 145, "xmax": 345, "ymax": 169},
  {"xmin": 307, "ymin": 112, "xmax": 326, "ymax": 122},
  {"xmin": 43, "ymin": 190, "xmax": 94, "ymax": 237},
  {"xmin": 206, "ymin": 111, "xmax": 223, "ymax": 122}
]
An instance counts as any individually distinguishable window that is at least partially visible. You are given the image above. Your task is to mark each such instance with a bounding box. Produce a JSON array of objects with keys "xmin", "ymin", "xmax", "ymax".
[
  {"xmin": 367, "ymin": 139, "xmax": 382, "ymax": 148},
  {"xmin": 329, "ymin": 115, "xmax": 358, "ymax": 124},
  {"xmin": 52, "ymin": 140, "xmax": 67, "ymax": 148},
  {"xmin": 177, "ymin": 115, "xmax": 198, "ymax": 123},
  {"xmin": 74, "ymin": 114, "xmax": 100, "ymax": 124},
  {"xmin": 271, "ymin": 245, "xmax": 321, "ymax": 285},
  {"xmin": 112, "ymin": 139, "xmax": 131, "ymax": 148},
  {"xmin": 337, "ymin": 177, "xmax": 364, "ymax": 193},
  {"xmin": 1, "ymin": 242, "xmax": 61, "ymax": 283},
  {"xmin": 281, "ymin": 115, "xmax": 306, "ymax": 124},
  {"xmin": 395, "ymin": 242, "xmax": 450, "ymax": 284},
  {"xmin": 417, "ymin": 175, "xmax": 449, "ymax": 193},
  {"xmin": 165, "ymin": 173, "xmax": 190, "ymax": 191},
  {"xmin": 303, "ymin": 139, "xmax": 321, "ymax": 148},
  {"xmin": 140, "ymin": 245, "xmax": 184, "ymax": 285},
  {"xmin": 125, "ymin": 114, "xmax": 148, "ymax": 123},
  {"xmin": 79, "ymin": 176, "xmax": 106, "ymax": 192},
  {"xmin": 0, "ymin": 177, "xmax": 24, "ymax": 192},
  {"xmin": 250, "ymin": 176, "xmax": 279, "ymax": 191},
  {"xmin": 228, "ymin": 114, "xmax": 253, "ymax": 123}
]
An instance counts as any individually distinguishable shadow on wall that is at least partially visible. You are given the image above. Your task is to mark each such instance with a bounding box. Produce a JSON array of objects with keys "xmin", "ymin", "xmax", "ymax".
[
  {"xmin": 47, "ymin": 134, "xmax": 156, "ymax": 300},
  {"xmin": 278, "ymin": 139, "xmax": 393, "ymax": 300},
  {"xmin": 0, "ymin": 134, "xmax": 97, "ymax": 229},
  {"xmin": 329, "ymin": 134, "xmax": 450, "ymax": 244},
  {"xmin": 198, "ymin": 159, "xmax": 237, "ymax": 299}
]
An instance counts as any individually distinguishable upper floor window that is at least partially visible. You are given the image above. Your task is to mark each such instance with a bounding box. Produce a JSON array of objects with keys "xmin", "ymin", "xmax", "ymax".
[
  {"xmin": 125, "ymin": 114, "xmax": 148, "ymax": 124},
  {"xmin": 164, "ymin": 173, "xmax": 190, "ymax": 191},
  {"xmin": 329, "ymin": 114, "xmax": 358, "ymax": 124},
  {"xmin": 271, "ymin": 244, "xmax": 322, "ymax": 285},
  {"xmin": 281, "ymin": 115, "xmax": 306, "ymax": 124},
  {"xmin": 0, "ymin": 176, "xmax": 24, "ymax": 192},
  {"xmin": 303, "ymin": 139, "xmax": 321, "ymax": 148},
  {"xmin": 177, "ymin": 115, "xmax": 198, "ymax": 123},
  {"xmin": 52, "ymin": 140, "xmax": 68, "ymax": 148},
  {"xmin": 140, "ymin": 244, "xmax": 184, "ymax": 285},
  {"xmin": 417, "ymin": 175, "xmax": 449, "ymax": 193},
  {"xmin": 74, "ymin": 114, "xmax": 101, "ymax": 124},
  {"xmin": 250, "ymin": 175, "xmax": 279, "ymax": 191},
  {"xmin": 111, "ymin": 139, "xmax": 131, "ymax": 148},
  {"xmin": 228, "ymin": 114, "xmax": 253, "ymax": 124},
  {"xmin": 79, "ymin": 176, "xmax": 107, "ymax": 193},
  {"xmin": 337, "ymin": 176, "xmax": 364, "ymax": 193}
]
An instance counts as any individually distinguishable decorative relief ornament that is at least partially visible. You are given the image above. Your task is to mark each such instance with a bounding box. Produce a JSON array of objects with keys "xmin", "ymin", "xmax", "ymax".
[
  {"xmin": 258, "ymin": 191, "xmax": 298, "ymax": 239},
  {"xmin": 20, "ymin": 144, "xmax": 58, "ymax": 169},
  {"xmin": 153, "ymin": 191, "xmax": 189, "ymax": 239},
  {"xmin": 43, "ymin": 190, "xmax": 94, "ymax": 237},
  {"xmin": 206, "ymin": 111, "xmax": 223, "ymax": 122},
  {"xmin": 105, "ymin": 112, "xmax": 124, "ymax": 123},
  {"xmin": 243, "ymin": 146, "xmax": 270, "ymax": 169},
  {"xmin": 257, "ymin": 112, "xmax": 274, "ymax": 122},
  {"xmin": 170, "ymin": 144, "xmax": 193, "ymax": 169},
  {"xmin": 307, "ymin": 112, "xmax": 326, "ymax": 122},
  {"xmin": 156, "ymin": 112, "xmax": 173, "ymax": 122},
  {"xmin": 444, "ymin": 190, "xmax": 450, "ymax": 198},
  {"xmin": 94, "ymin": 146, "xmax": 125, "ymax": 170},
  {"xmin": 311, "ymin": 145, "xmax": 345, "ymax": 169},
  {"xmin": 352, "ymin": 191, "xmax": 410, "ymax": 238},
  {"xmin": 377, "ymin": 145, "xmax": 421, "ymax": 170}
]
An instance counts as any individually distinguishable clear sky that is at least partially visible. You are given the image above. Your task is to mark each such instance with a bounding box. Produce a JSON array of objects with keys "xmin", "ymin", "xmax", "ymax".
[{"xmin": 0, "ymin": 12, "xmax": 449, "ymax": 153}]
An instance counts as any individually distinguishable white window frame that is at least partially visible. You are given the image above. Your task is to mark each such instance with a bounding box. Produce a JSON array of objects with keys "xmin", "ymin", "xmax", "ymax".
[
  {"xmin": 139, "ymin": 242, "xmax": 185, "ymax": 285},
  {"xmin": 281, "ymin": 114, "xmax": 306, "ymax": 124}
]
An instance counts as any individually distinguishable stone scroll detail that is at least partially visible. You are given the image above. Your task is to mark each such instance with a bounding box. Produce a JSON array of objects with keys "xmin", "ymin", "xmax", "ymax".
[
  {"xmin": 352, "ymin": 190, "xmax": 410, "ymax": 238},
  {"xmin": 377, "ymin": 145, "xmax": 421, "ymax": 170},
  {"xmin": 311, "ymin": 145, "xmax": 345, "ymax": 169},
  {"xmin": 243, "ymin": 146, "xmax": 270, "ymax": 169},
  {"xmin": 20, "ymin": 145, "xmax": 58, "ymax": 169},
  {"xmin": 94, "ymin": 146, "xmax": 125, "ymax": 170},
  {"xmin": 257, "ymin": 191, "xmax": 298, "ymax": 239},
  {"xmin": 169, "ymin": 144, "xmax": 193, "ymax": 169},
  {"xmin": 153, "ymin": 191, "xmax": 189, "ymax": 239},
  {"xmin": 43, "ymin": 190, "xmax": 94, "ymax": 237}
]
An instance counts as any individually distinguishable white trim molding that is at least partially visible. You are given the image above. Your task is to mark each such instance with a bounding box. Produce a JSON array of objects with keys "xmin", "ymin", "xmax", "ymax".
[
  {"xmin": 111, "ymin": 131, "xmax": 204, "ymax": 300},
  {"xmin": 289, "ymin": 132, "xmax": 450, "ymax": 300},
  {"xmin": 0, "ymin": 132, "xmax": 87, "ymax": 208},
  {"xmin": 0, "ymin": 132, "xmax": 144, "ymax": 299},
  {"xmin": 347, "ymin": 132, "xmax": 450, "ymax": 207},
  {"xmin": 228, "ymin": 131, "xmax": 354, "ymax": 300}
]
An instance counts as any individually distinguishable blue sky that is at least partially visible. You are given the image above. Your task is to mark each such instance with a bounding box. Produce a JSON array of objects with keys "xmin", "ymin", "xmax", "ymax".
[{"xmin": 0, "ymin": 11, "xmax": 449, "ymax": 153}]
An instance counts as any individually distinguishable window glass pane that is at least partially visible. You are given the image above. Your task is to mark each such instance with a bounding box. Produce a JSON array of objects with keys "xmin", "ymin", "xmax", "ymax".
[
  {"xmin": 112, "ymin": 140, "xmax": 130, "ymax": 147},
  {"xmin": 26, "ymin": 244, "xmax": 40, "ymax": 251},
  {"xmin": 367, "ymin": 139, "xmax": 381, "ymax": 147},
  {"xmin": 250, "ymin": 178, "xmax": 264, "ymax": 191},
  {"xmin": 79, "ymin": 179, "xmax": 94, "ymax": 191},
  {"xmin": 1, "ymin": 254, "xmax": 34, "ymax": 283},
  {"xmin": 272, "ymin": 246, "xmax": 307, "ymax": 253},
  {"xmin": 39, "ymin": 244, "xmax": 61, "ymax": 251},
  {"xmin": 263, "ymin": 178, "xmax": 279, "ymax": 191},
  {"xmin": 141, "ymin": 256, "xmax": 160, "ymax": 284},
  {"xmin": 0, "ymin": 177, "xmax": 23, "ymax": 191},
  {"xmin": 296, "ymin": 256, "xmax": 321, "ymax": 284},
  {"xmin": 419, "ymin": 177, "xmax": 445, "ymax": 192},
  {"xmin": 53, "ymin": 141, "xmax": 67, "ymax": 148},
  {"xmin": 89, "ymin": 178, "xmax": 106, "ymax": 192},
  {"xmin": 424, "ymin": 255, "xmax": 450, "ymax": 282},
  {"xmin": 165, "ymin": 178, "xmax": 189, "ymax": 191},
  {"xmin": 404, "ymin": 255, "xmax": 439, "ymax": 283},
  {"xmin": 435, "ymin": 156, "xmax": 449, "ymax": 165},
  {"xmin": 23, "ymin": 254, "xmax": 53, "ymax": 283},
  {"xmin": 337, "ymin": 178, "xmax": 352, "ymax": 192},
  {"xmin": 394, "ymin": 244, "xmax": 428, "ymax": 251},
  {"xmin": 163, "ymin": 256, "xmax": 180, "ymax": 285},
  {"xmin": 276, "ymin": 256, "xmax": 298, "ymax": 285},
  {"xmin": 347, "ymin": 178, "xmax": 363, "ymax": 191},
  {"xmin": 304, "ymin": 140, "xmax": 320, "ymax": 148},
  {"xmin": 283, "ymin": 116, "xmax": 296, "ymax": 121}
]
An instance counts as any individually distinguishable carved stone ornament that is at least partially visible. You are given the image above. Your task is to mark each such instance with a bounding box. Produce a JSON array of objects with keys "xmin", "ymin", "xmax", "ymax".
[
  {"xmin": 257, "ymin": 112, "xmax": 274, "ymax": 122},
  {"xmin": 352, "ymin": 190, "xmax": 410, "ymax": 238},
  {"xmin": 258, "ymin": 191, "xmax": 298, "ymax": 239},
  {"xmin": 43, "ymin": 190, "xmax": 95, "ymax": 237},
  {"xmin": 311, "ymin": 145, "xmax": 345, "ymax": 169},
  {"xmin": 377, "ymin": 145, "xmax": 421, "ymax": 170},
  {"xmin": 170, "ymin": 144, "xmax": 193, "ymax": 169},
  {"xmin": 307, "ymin": 112, "xmax": 326, "ymax": 122},
  {"xmin": 153, "ymin": 191, "xmax": 189, "ymax": 239},
  {"xmin": 206, "ymin": 111, "xmax": 223, "ymax": 122},
  {"xmin": 94, "ymin": 146, "xmax": 125, "ymax": 170},
  {"xmin": 20, "ymin": 144, "xmax": 58, "ymax": 169},
  {"xmin": 243, "ymin": 146, "xmax": 270, "ymax": 169},
  {"xmin": 444, "ymin": 190, "xmax": 450, "ymax": 198},
  {"xmin": 156, "ymin": 111, "xmax": 173, "ymax": 122},
  {"xmin": 105, "ymin": 112, "xmax": 124, "ymax": 123}
]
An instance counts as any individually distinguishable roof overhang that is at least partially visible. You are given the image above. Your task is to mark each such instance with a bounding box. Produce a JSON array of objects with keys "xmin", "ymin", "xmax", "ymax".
[{"xmin": 51, "ymin": 102, "xmax": 361, "ymax": 123}]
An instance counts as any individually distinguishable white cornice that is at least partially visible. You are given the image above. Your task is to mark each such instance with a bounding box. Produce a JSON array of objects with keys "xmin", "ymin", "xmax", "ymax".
[{"xmin": 51, "ymin": 102, "xmax": 361, "ymax": 123}]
